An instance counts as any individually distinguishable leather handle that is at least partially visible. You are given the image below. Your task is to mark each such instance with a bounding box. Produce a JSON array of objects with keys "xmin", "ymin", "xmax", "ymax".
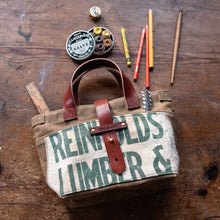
[
  {"xmin": 63, "ymin": 58, "xmax": 140, "ymax": 121},
  {"xmin": 71, "ymin": 67, "xmax": 125, "ymax": 106}
]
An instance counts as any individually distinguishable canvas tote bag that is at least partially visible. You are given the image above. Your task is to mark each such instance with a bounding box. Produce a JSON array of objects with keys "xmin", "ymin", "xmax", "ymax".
[{"xmin": 31, "ymin": 58, "xmax": 179, "ymax": 209}]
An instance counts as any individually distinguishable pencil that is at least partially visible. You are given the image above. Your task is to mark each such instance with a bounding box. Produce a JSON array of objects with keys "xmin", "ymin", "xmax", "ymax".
[
  {"xmin": 170, "ymin": 7, "xmax": 183, "ymax": 85},
  {"xmin": 121, "ymin": 28, "xmax": 131, "ymax": 67},
  {"xmin": 148, "ymin": 9, "xmax": 154, "ymax": 68},
  {"xmin": 133, "ymin": 27, "xmax": 146, "ymax": 80},
  {"xmin": 145, "ymin": 24, "xmax": 149, "ymax": 88}
]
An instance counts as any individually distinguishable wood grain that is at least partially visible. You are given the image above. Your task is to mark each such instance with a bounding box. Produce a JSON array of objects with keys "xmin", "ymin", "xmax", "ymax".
[
  {"xmin": 25, "ymin": 82, "xmax": 50, "ymax": 113},
  {"xmin": 0, "ymin": 0, "xmax": 219, "ymax": 219}
]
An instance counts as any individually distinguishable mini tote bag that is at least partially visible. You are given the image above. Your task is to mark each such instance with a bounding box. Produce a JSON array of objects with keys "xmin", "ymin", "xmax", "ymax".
[{"xmin": 31, "ymin": 58, "xmax": 179, "ymax": 209}]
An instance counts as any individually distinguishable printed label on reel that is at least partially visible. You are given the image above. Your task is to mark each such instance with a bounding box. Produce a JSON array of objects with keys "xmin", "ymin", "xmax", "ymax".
[{"xmin": 66, "ymin": 31, "xmax": 95, "ymax": 60}]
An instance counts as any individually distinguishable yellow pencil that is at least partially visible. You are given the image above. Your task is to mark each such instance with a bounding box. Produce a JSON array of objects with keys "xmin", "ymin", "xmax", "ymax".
[
  {"xmin": 121, "ymin": 28, "xmax": 131, "ymax": 67},
  {"xmin": 148, "ymin": 9, "xmax": 154, "ymax": 68}
]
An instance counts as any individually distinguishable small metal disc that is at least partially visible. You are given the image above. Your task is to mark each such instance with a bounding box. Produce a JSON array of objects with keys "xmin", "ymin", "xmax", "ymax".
[
  {"xmin": 102, "ymin": 30, "xmax": 111, "ymax": 38},
  {"xmin": 104, "ymin": 38, "xmax": 112, "ymax": 48},
  {"xmin": 93, "ymin": 27, "xmax": 102, "ymax": 35},
  {"xmin": 66, "ymin": 30, "xmax": 95, "ymax": 61},
  {"xmin": 94, "ymin": 35, "xmax": 103, "ymax": 43},
  {"xmin": 89, "ymin": 6, "xmax": 101, "ymax": 20},
  {"xmin": 96, "ymin": 43, "xmax": 105, "ymax": 53}
]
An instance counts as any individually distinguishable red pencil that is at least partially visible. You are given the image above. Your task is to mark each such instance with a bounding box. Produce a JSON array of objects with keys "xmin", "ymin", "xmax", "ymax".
[
  {"xmin": 133, "ymin": 27, "xmax": 146, "ymax": 80},
  {"xmin": 145, "ymin": 24, "xmax": 149, "ymax": 88}
]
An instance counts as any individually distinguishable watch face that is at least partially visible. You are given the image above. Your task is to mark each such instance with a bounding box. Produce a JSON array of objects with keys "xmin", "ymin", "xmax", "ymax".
[{"xmin": 66, "ymin": 30, "xmax": 95, "ymax": 61}]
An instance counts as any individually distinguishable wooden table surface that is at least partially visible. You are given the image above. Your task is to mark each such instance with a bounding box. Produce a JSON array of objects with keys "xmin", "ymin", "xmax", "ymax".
[{"xmin": 0, "ymin": 0, "xmax": 219, "ymax": 219}]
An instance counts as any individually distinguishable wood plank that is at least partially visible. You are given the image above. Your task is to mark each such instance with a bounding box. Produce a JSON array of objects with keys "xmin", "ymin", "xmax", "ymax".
[{"xmin": 25, "ymin": 82, "xmax": 50, "ymax": 113}]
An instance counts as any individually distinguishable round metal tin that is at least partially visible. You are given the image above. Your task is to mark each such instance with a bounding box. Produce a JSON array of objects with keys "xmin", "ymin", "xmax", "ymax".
[
  {"xmin": 88, "ymin": 27, "xmax": 114, "ymax": 56},
  {"xmin": 66, "ymin": 30, "xmax": 95, "ymax": 61}
]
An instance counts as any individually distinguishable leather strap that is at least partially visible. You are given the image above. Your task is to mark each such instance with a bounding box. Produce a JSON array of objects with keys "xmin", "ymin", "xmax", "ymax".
[
  {"xmin": 90, "ymin": 121, "xmax": 127, "ymax": 135},
  {"xmin": 63, "ymin": 58, "xmax": 140, "ymax": 121},
  {"xmin": 94, "ymin": 99, "xmax": 126, "ymax": 174},
  {"xmin": 63, "ymin": 84, "xmax": 77, "ymax": 120}
]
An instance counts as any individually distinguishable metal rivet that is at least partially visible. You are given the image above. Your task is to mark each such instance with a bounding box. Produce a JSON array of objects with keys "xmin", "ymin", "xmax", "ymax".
[
  {"xmin": 109, "ymin": 138, "xmax": 113, "ymax": 143},
  {"xmin": 95, "ymin": 35, "xmax": 103, "ymax": 43},
  {"xmin": 103, "ymin": 38, "xmax": 112, "ymax": 48},
  {"xmin": 93, "ymin": 27, "xmax": 102, "ymax": 35},
  {"xmin": 95, "ymin": 43, "xmax": 105, "ymax": 52},
  {"xmin": 102, "ymin": 30, "xmax": 111, "ymax": 38},
  {"xmin": 121, "ymin": 122, "xmax": 126, "ymax": 126},
  {"xmin": 91, "ymin": 128, "xmax": 96, "ymax": 133}
]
